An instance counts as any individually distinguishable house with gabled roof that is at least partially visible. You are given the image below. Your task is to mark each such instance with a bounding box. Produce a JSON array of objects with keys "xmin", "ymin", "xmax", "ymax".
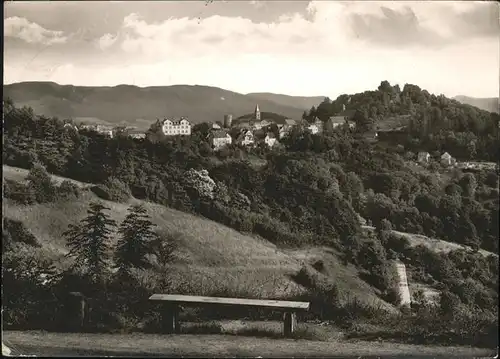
[
  {"xmin": 207, "ymin": 129, "xmax": 232, "ymax": 150},
  {"xmin": 417, "ymin": 151, "xmax": 430, "ymax": 164},
  {"xmin": 236, "ymin": 129, "xmax": 255, "ymax": 147},
  {"xmin": 440, "ymin": 152, "xmax": 455, "ymax": 166},
  {"xmin": 264, "ymin": 132, "xmax": 277, "ymax": 147}
]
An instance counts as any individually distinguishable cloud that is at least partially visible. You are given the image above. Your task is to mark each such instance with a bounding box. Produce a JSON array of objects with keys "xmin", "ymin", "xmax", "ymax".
[
  {"xmin": 345, "ymin": 1, "xmax": 499, "ymax": 47},
  {"xmin": 249, "ymin": 0, "xmax": 265, "ymax": 9},
  {"xmin": 453, "ymin": 2, "xmax": 499, "ymax": 38},
  {"xmin": 4, "ymin": 16, "xmax": 68, "ymax": 45},
  {"xmin": 3, "ymin": 1, "xmax": 498, "ymax": 98},
  {"xmin": 97, "ymin": 33, "xmax": 118, "ymax": 50},
  {"xmin": 349, "ymin": 6, "xmax": 445, "ymax": 47}
]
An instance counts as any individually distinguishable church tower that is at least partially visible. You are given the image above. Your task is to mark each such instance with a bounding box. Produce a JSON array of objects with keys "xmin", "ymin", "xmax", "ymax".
[{"xmin": 254, "ymin": 104, "xmax": 261, "ymax": 121}]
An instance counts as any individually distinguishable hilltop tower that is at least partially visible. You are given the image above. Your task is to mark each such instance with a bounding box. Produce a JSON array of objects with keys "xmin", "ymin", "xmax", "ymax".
[
  {"xmin": 254, "ymin": 104, "xmax": 261, "ymax": 121},
  {"xmin": 224, "ymin": 114, "xmax": 233, "ymax": 128}
]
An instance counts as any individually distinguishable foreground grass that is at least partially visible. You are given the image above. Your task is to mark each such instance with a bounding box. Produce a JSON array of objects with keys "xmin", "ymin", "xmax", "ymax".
[{"xmin": 3, "ymin": 330, "xmax": 495, "ymax": 358}]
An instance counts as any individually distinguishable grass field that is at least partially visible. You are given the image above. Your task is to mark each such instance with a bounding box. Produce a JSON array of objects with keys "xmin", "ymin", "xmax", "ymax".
[
  {"xmin": 3, "ymin": 330, "xmax": 495, "ymax": 358},
  {"xmin": 361, "ymin": 225, "xmax": 495, "ymax": 258}
]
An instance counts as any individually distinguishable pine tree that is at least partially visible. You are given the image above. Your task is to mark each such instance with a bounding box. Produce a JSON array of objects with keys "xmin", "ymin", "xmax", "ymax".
[
  {"xmin": 63, "ymin": 201, "xmax": 116, "ymax": 282},
  {"xmin": 114, "ymin": 204, "xmax": 158, "ymax": 273}
]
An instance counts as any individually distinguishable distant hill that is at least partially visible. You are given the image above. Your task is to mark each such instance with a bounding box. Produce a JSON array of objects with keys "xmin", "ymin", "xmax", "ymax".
[
  {"xmin": 453, "ymin": 96, "xmax": 499, "ymax": 113},
  {"xmin": 236, "ymin": 111, "xmax": 288, "ymax": 123},
  {"xmin": 3, "ymin": 82, "xmax": 306, "ymax": 130},
  {"xmin": 246, "ymin": 92, "xmax": 325, "ymax": 111}
]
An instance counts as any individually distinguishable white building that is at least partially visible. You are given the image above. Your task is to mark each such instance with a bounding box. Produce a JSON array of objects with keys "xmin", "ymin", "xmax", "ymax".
[
  {"xmin": 440, "ymin": 152, "xmax": 453, "ymax": 166},
  {"xmin": 208, "ymin": 130, "xmax": 232, "ymax": 150},
  {"xmin": 417, "ymin": 151, "xmax": 430, "ymax": 164},
  {"xmin": 95, "ymin": 125, "xmax": 114, "ymax": 138},
  {"xmin": 307, "ymin": 123, "xmax": 320, "ymax": 135},
  {"xmin": 264, "ymin": 132, "xmax": 277, "ymax": 147},
  {"xmin": 237, "ymin": 129, "xmax": 255, "ymax": 146},
  {"xmin": 161, "ymin": 117, "xmax": 192, "ymax": 136}
]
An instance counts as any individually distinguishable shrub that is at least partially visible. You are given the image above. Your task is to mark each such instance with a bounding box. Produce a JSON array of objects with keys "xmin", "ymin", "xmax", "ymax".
[
  {"xmin": 57, "ymin": 180, "xmax": 81, "ymax": 200},
  {"xmin": 2, "ymin": 247, "xmax": 59, "ymax": 330},
  {"xmin": 26, "ymin": 162, "xmax": 57, "ymax": 203},
  {"xmin": 3, "ymin": 218, "xmax": 41, "ymax": 251},
  {"xmin": 3, "ymin": 179, "xmax": 35, "ymax": 204},
  {"xmin": 291, "ymin": 266, "xmax": 340, "ymax": 320},
  {"xmin": 91, "ymin": 177, "xmax": 131, "ymax": 202}
]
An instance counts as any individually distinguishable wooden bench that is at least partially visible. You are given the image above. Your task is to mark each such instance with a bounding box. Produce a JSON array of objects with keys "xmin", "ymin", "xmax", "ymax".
[{"xmin": 149, "ymin": 294, "xmax": 310, "ymax": 337}]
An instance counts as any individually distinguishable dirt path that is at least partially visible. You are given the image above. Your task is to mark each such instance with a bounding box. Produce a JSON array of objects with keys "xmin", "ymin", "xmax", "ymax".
[{"xmin": 3, "ymin": 331, "xmax": 496, "ymax": 358}]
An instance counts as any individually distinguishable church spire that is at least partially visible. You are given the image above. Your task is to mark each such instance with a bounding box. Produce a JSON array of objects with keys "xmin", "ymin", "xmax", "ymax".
[{"xmin": 254, "ymin": 104, "xmax": 261, "ymax": 121}]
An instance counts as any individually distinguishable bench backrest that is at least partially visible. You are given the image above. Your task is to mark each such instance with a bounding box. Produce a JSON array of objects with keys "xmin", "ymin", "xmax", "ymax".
[{"xmin": 149, "ymin": 294, "xmax": 310, "ymax": 311}]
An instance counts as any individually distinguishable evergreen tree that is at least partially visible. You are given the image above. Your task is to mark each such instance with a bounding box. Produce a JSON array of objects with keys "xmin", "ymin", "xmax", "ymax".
[
  {"xmin": 63, "ymin": 201, "xmax": 116, "ymax": 282},
  {"xmin": 115, "ymin": 204, "xmax": 158, "ymax": 273}
]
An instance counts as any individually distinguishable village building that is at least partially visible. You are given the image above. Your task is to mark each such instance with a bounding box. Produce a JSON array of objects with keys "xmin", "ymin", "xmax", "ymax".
[
  {"xmin": 324, "ymin": 113, "xmax": 356, "ymax": 132},
  {"xmin": 253, "ymin": 119, "xmax": 272, "ymax": 130},
  {"xmin": 95, "ymin": 125, "xmax": 114, "ymax": 138},
  {"xmin": 208, "ymin": 130, "xmax": 232, "ymax": 150},
  {"xmin": 264, "ymin": 132, "xmax": 277, "ymax": 147},
  {"xmin": 128, "ymin": 129, "xmax": 146, "ymax": 139},
  {"xmin": 63, "ymin": 122, "xmax": 78, "ymax": 131},
  {"xmin": 161, "ymin": 117, "xmax": 192, "ymax": 136},
  {"xmin": 417, "ymin": 151, "xmax": 430, "ymax": 164},
  {"xmin": 254, "ymin": 104, "xmax": 261, "ymax": 121},
  {"xmin": 236, "ymin": 129, "xmax": 255, "ymax": 146},
  {"xmin": 279, "ymin": 119, "xmax": 297, "ymax": 139},
  {"xmin": 306, "ymin": 117, "xmax": 323, "ymax": 135},
  {"xmin": 440, "ymin": 152, "xmax": 456, "ymax": 167}
]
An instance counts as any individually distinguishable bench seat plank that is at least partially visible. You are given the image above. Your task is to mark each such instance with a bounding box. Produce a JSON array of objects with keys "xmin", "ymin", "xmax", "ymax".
[{"xmin": 149, "ymin": 294, "xmax": 309, "ymax": 310}]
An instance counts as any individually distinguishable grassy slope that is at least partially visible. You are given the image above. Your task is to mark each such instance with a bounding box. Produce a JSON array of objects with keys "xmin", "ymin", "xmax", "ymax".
[
  {"xmin": 3, "ymin": 165, "xmax": 391, "ymax": 308},
  {"xmin": 3, "ymin": 82, "xmax": 306, "ymax": 130}
]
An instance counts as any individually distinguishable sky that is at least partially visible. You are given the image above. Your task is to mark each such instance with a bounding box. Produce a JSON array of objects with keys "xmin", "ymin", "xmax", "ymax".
[{"xmin": 4, "ymin": 0, "xmax": 499, "ymax": 99}]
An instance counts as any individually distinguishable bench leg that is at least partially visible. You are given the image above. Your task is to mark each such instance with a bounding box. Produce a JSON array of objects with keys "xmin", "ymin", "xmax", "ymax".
[
  {"xmin": 283, "ymin": 312, "xmax": 296, "ymax": 337},
  {"xmin": 162, "ymin": 304, "xmax": 181, "ymax": 334}
]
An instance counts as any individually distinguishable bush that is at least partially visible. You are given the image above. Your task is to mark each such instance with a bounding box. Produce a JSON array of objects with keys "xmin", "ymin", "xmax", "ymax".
[
  {"xmin": 91, "ymin": 177, "xmax": 131, "ymax": 202},
  {"xmin": 2, "ymin": 247, "xmax": 59, "ymax": 330},
  {"xmin": 26, "ymin": 162, "xmax": 57, "ymax": 203},
  {"xmin": 57, "ymin": 180, "xmax": 81, "ymax": 200},
  {"xmin": 3, "ymin": 218, "xmax": 41, "ymax": 251},
  {"xmin": 291, "ymin": 266, "xmax": 340, "ymax": 320},
  {"xmin": 3, "ymin": 179, "xmax": 35, "ymax": 204}
]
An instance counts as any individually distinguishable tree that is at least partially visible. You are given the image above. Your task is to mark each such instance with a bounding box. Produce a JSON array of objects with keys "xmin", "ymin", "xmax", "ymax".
[
  {"xmin": 26, "ymin": 162, "xmax": 57, "ymax": 203},
  {"xmin": 115, "ymin": 204, "xmax": 158, "ymax": 273},
  {"xmin": 458, "ymin": 173, "xmax": 478, "ymax": 198},
  {"xmin": 63, "ymin": 202, "xmax": 116, "ymax": 283}
]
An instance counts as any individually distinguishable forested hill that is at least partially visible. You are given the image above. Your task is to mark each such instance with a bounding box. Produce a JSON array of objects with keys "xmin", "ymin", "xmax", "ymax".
[
  {"xmin": 305, "ymin": 81, "xmax": 500, "ymax": 162},
  {"xmin": 246, "ymin": 92, "xmax": 325, "ymax": 111},
  {"xmin": 3, "ymin": 82, "xmax": 306, "ymax": 129}
]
